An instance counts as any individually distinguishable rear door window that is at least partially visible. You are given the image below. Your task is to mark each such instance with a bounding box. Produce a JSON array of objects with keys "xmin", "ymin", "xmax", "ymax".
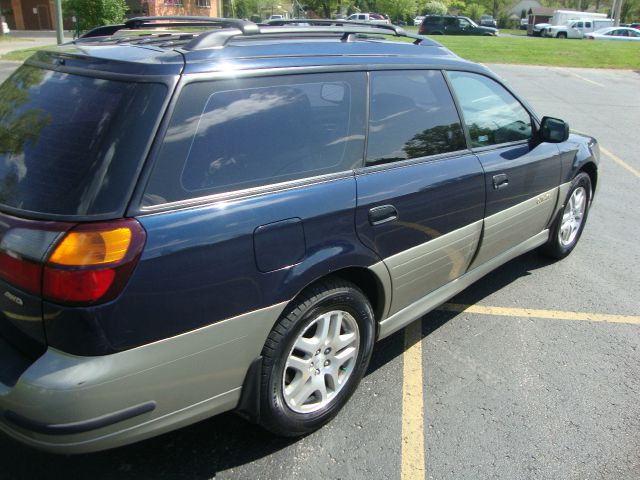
[
  {"xmin": 144, "ymin": 73, "xmax": 366, "ymax": 206},
  {"xmin": 0, "ymin": 65, "xmax": 167, "ymax": 218},
  {"xmin": 366, "ymin": 70, "xmax": 466, "ymax": 166}
]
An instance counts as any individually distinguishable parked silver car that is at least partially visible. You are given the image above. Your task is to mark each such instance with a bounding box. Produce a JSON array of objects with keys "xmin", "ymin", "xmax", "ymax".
[{"xmin": 585, "ymin": 27, "xmax": 640, "ymax": 41}]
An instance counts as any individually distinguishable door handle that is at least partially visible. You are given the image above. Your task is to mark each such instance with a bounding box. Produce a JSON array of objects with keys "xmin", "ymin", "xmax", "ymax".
[
  {"xmin": 368, "ymin": 205, "xmax": 398, "ymax": 226},
  {"xmin": 492, "ymin": 173, "xmax": 509, "ymax": 190}
]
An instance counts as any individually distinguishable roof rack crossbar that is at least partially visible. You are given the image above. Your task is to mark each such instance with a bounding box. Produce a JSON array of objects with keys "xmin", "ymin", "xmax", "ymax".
[
  {"xmin": 80, "ymin": 16, "xmax": 259, "ymax": 39},
  {"xmin": 184, "ymin": 22, "xmax": 433, "ymax": 50},
  {"xmin": 78, "ymin": 17, "xmax": 435, "ymax": 48}
]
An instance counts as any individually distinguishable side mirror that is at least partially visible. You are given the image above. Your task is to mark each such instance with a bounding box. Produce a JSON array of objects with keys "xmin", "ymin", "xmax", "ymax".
[{"xmin": 539, "ymin": 116, "xmax": 569, "ymax": 143}]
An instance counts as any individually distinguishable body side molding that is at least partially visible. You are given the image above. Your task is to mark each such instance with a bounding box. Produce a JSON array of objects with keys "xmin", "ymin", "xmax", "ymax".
[{"xmin": 377, "ymin": 229, "xmax": 550, "ymax": 339}]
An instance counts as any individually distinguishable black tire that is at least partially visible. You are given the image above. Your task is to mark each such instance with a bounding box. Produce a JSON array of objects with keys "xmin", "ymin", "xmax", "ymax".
[
  {"xmin": 258, "ymin": 278, "xmax": 375, "ymax": 437},
  {"xmin": 540, "ymin": 172, "xmax": 592, "ymax": 259},
  {"xmin": 557, "ymin": 32, "xmax": 567, "ymax": 39}
]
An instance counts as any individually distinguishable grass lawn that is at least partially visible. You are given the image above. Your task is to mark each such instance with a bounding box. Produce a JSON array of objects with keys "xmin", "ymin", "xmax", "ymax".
[
  {"xmin": 436, "ymin": 35, "xmax": 640, "ymax": 69},
  {"xmin": 401, "ymin": 24, "xmax": 639, "ymax": 69},
  {"xmin": 1, "ymin": 46, "xmax": 48, "ymax": 61},
  {"xmin": 1, "ymin": 30, "xmax": 639, "ymax": 69}
]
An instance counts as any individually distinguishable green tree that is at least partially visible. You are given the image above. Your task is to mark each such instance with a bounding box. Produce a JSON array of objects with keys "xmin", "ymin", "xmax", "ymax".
[
  {"xmin": 621, "ymin": 0, "xmax": 640, "ymax": 21},
  {"xmin": 0, "ymin": 67, "xmax": 51, "ymax": 204},
  {"xmin": 448, "ymin": 0, "xmax": 467, "ymax": 13},
  {"xmin": 423, "ymin": 0, "xmax": 447, "ymax": 15},
  {"xmin": 377, "ymin": 0, "xmax": 416, "ymax": 22},
  {"xmin": 465, "ymin": 2, "xmax": 485, "ymax": 20},
  {"xmin": 63, "ymin": 0, "xmax": 128, "ymax": 31}
]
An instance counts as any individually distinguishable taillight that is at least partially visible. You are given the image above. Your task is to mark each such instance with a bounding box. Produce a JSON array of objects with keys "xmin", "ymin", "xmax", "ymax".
[
  {"xmin": 43, "ymin": 219, "xmax": 146, "ymax": 305},
  {"xmin": 0, "ymin": 250, "xmax": 43, "ymax": 295},
  {"xmin": 419, "ymin": 25, "xmax": 425, "ymax": 35}
]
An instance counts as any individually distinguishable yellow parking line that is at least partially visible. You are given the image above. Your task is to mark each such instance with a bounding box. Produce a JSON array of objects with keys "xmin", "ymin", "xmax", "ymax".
[
  {"xmin": 401, "ymin": 320, "xmax": 425, "ymax": 480},
  {"xmin": 600, "ymin": 146, "xmax": 640, "ymax": 178},
  {"xmin": 560, "ymin": 69, "xmax": 605, "ymax": 87},
  {"xmin": 399, "ymin": 303, "xmax": 638, "ymax": 479},
  {"xmin": 438, "ymin": 303, "xmax": 640, "ymax": 325}
]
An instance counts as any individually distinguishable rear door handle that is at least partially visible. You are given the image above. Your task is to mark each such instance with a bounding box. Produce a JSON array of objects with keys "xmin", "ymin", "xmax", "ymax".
[
  {"xmin": 493, "ymin": 173, "xmax": 509, "ymax": 190},
  {"xmin": 368, "ymin": 205, "xmax": 398, "ymax": 226}
]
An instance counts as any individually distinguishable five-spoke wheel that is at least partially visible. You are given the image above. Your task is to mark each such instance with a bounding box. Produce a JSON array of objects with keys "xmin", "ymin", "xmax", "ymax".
[
  {"xmin": 259, "ymin": 278, "xmax": 375, "ymax": 437},
  {"xmin": 541, "ymin": 172, "xmax": 592, "ymax": 259}
]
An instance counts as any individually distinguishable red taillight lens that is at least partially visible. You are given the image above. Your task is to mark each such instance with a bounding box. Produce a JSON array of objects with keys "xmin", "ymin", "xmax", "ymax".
[
  {"xmin": 419, "ymin": 26, "xmax": 425, "ymax": 34},
  {"xmin": 0, "ymin": 250, "xmax": 43, "ymax": 295},
  {"xmin": 43, "ymin": 268, "xmax": 116, "ymax": 304},
  {"xmin": 43, "ymin": 219, "xmax": 146, "ymax": 305}
]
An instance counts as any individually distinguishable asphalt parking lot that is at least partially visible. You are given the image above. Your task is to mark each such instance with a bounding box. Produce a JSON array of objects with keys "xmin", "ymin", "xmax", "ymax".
[{"xmin": 0, "ymin": 61, "xmax": 638, "ymax": 480}]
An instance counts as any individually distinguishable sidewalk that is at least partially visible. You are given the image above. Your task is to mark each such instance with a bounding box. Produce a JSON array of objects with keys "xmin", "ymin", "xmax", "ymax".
[{"xmin": 0, "ymin": 30, "xmax": 73, "ymax": 55}]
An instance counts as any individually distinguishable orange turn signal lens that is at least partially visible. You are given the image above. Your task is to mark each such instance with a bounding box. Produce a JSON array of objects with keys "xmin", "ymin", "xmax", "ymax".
[{"xmin": 49, "ymin": 228, "xmax": 132, "ymax": 266}]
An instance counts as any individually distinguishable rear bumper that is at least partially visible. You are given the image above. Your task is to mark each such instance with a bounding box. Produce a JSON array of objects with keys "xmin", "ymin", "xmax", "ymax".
[{"xmin": 0, "ymin": 302, "xmax": 286, "ymax": 453}]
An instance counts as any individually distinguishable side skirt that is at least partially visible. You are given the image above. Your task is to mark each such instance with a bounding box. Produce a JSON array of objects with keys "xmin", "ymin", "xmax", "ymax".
[{"xmin": 377, "ymin": 229, "xmax": 549, "ymax": 339}]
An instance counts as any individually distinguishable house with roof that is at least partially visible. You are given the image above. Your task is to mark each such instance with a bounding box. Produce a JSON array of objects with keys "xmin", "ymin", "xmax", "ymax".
[{"xmin": 506, "ymin": 0, "xmax": 542, "ymax": 18}]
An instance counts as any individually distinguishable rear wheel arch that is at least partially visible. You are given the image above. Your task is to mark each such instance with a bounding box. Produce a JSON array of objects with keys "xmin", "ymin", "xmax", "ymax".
[
  {"xmin": 284, "ymin": 266, "xmax": 387, "ymax": 333},
  {"xmin": 330, "ymin": 267, "xmax": 387, "ymax": 328}
]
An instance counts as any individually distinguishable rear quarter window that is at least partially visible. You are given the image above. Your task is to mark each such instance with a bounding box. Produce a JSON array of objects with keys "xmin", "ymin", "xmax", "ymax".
[{"xmin": 144, "ymin": 73, "xmax": 366, "ymax": 206}]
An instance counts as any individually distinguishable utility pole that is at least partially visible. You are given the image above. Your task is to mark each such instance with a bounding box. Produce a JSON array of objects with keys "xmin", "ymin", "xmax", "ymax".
[
  {"xmin": 54, "ymin": 0, "xmax": 64, "ymax": 44},
  {"xmin": 613, "ymin": 0, "xmax": 623, "ymax": 26}
]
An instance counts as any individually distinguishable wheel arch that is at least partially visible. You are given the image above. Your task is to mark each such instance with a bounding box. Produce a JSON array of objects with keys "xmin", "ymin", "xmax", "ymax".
[
  {"xmin": 236, "ymin": 264, "xmax": 391, "ymax": 423},
  {"xmin": 578, "ymin": 161, "xmax": 598, "ymax": 199},
  {"xmin": 330, "ymin": 266, "xmax": 388, "ymax": 330},
  {"xmin": 283, "ymin": 265, "xmax": 390, "ymax": 335}
]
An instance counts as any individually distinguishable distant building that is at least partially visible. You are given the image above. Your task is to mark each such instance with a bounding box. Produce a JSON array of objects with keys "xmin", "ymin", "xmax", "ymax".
[
  {"xmin": 506, "ymin": 0, "xmax": 541, "ymax": 18},
  {"xmin": 1, "ymin": 0, "xmax": 58, "ymax": 30},
  {"xmin": 0, "ymin": 1, "xmax": 221, "ymax": 31},
  {"xmin": 527, "ymin": 6, "xmax": 555, "ymax": 35},
  {"xmin": 138, "ymin": 0, "xmax": 221, "ymax": 18}
]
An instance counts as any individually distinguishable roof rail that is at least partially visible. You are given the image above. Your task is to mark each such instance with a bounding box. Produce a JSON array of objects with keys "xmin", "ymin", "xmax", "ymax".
[
  {"xmin": 184, "ymin": 20, "xmax": 434, "ymax": 50},
  {"xmin": 81, "ymin": 16, "xmax": 259, "ymax": 39}
]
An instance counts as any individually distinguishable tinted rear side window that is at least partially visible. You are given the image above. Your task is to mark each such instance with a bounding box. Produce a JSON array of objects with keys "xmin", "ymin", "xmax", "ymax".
[
  {"xmin": 0, "ymin": 66, "xmax": 167, "ymax": 217},
  {"xmin": 144, "ymin": 73, "xmax": 366, "ymax": 206},
  {"xmin": 366, "ymin": 70, "xmax": 466, "ymax": 166}
]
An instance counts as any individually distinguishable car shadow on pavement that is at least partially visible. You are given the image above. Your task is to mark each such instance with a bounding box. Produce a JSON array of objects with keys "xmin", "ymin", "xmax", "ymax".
[
  {"xmin": 4, "ymin": 410, "xmax": 298, "ymax": 479},
  {"xmin": 1, "ymin": 252, "xmax": 555, "ymax": 480},
  {"xmin": 366, "ymin": 250, "xmax": 557, "ymax": 375}
]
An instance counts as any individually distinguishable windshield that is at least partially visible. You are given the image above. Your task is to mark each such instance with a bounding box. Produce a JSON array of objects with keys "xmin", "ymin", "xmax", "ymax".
[
  {"xmin": 467, "ymin": 18, "xmax": 480, "ymax": 27},
  {"xmin": 0, "ymin": 65, "xmax": 166, "ymax": 218}
]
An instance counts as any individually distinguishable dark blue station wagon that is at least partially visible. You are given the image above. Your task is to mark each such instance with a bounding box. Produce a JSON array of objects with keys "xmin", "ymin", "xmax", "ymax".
[{"xmin": 0, "ymin": 18, "xmax": 598, "ymax": 452}]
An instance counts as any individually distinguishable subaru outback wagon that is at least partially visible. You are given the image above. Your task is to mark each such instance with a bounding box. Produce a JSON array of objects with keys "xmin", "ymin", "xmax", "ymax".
[{"xmin": 0, "ymin": 17, "xmax": 598, "ymax": 453}]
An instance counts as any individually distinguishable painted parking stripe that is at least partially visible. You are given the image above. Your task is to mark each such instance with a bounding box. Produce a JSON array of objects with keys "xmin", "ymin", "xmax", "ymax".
[
  {"xmin": 401, "ymin": 320, "xmax": 426, "ymax": 480},
  {"xmin": 438, "ymin": 303, "xmax": 640, "ymax": 325},
  {"xmin": 557, "ymin": 68, "xmax": 606, "ymax": 88},
  {"xmin": 400, "ymin": 303, "xmax": 638, "ymax": 479},
  {"xmin": 600, "ymin": 146, "xmax": 640, "ymax": 178}
]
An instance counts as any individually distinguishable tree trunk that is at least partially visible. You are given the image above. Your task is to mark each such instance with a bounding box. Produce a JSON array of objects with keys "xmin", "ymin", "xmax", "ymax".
[{"xmin": 613, "ymin": 0, "xmax": 623, "ymax": 26}]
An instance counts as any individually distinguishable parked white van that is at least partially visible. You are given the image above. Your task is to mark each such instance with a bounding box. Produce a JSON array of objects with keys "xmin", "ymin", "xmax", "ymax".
[
  {"xmin": 545, "ymin": 18, "xmax": 614, "ymax": 38},
  {"xmin": 536, "ymin": 10, "xmax": 608, "ymax": 37}
]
